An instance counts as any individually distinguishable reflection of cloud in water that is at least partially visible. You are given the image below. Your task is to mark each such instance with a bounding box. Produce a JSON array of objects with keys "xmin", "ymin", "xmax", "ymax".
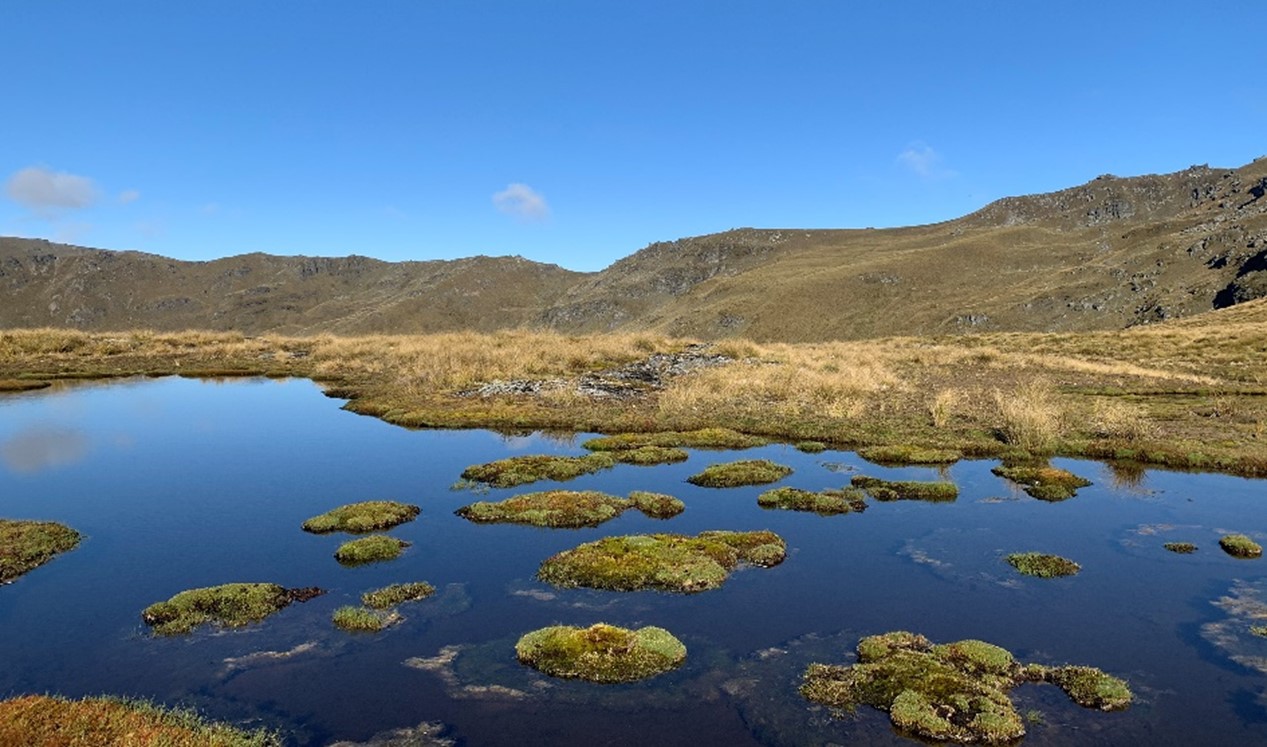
[
  {"xmin": 1, "ymin": 425, "xmax": 90, "ymax": 473},
  {"xmin": 1202, "ymin": 579, "xmax": 1267, "ymax": 677}
]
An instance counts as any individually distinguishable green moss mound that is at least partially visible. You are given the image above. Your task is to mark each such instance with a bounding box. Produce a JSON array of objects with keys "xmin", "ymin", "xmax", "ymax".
[
  {"xmin": 583, "ymin": 428, "xmax": 767, "ymax": 452},
  {"xmin": 1006, "ymin": 552, "xmax": 1081, "ymax": 578},
  {"xmin": 0, "ymin": 694, "xmax": 281, "ymax": 746},
  {"xmin": 801, "ymin": 631, "xmax": 1131, "ymax": 744},
  {"xmin": 794, "ymin": 441, "xmax": 828, "ymax": 453},
  {"xmin": 611, "ymin": 446, "xmax": 690, "ymax": 465},
  {"xmin": 537, "ymin": 530, "xmax": 786, "ymax": 593},
  {"xmin": 992, "ymin": 463, "xmax": 1092, "ymax": 501},
  {"xmin": 333, "ymin": 605, "xmax": 400, "ymax": 632},
  {"xmin": 757, "ymin": 487, "xmax": 867, "ymax": 515},
  {"xmin": 457, "ymin": 490, "xmax": 683, "ymax": 527},
  {"xmin": 1219, "ymin": 534, "xmax": 1263, "ymax": 558},
  {"xmin": 627, "ymin": 491, "xmax": 686, "ymax": 519},
  {"xmin": 1035, "ymin": 665, "xmax": 1133, "ymax": 711},
  {"xmin": 1164, "ymin": 542, "xmax": 1198, "ymax": 554},
  {"xmin": 0, "ymin": 519, "xmax": 81, "ymax": 584},
  {"xmin": 362, "ymin": 581, "xmax": 436, "ymax": 609},
  {"xmin": 142, "ymin": 583, "xmax": 323, "ymax": 636},
  {"xmin": 459, "ymin": 453, "xmax": 617, "ymax": 488},
  {"xmin": 515, "ymin": 623, "xmax": 687, "ymax": 683},
  {"xmin": 857, "ymin": 445, "xmax": 962, "ymax": 466},
  {"xmin": 687, "ymin": 459, "xmax": 793, "ymax": 488},
  {"xmin": 850, "ymin": 475, "xmax": 958, "ymax": 502},
  {"xmin": 334, "ymin": 535, "xmax": 410, "ymax": 565},
  {"xmin": 301, "ymin": 500, "xmax": 420, "ymax": 534}
]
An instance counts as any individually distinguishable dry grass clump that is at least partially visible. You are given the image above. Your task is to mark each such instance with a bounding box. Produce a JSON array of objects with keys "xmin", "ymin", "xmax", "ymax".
[
  {"xmin": 993, "ymin": 379, "xmax": 1066, "ymax": 453},
  {"xmin": 1089, "ymin": 398, "xmax": 1154, "ymax": 442},
  {"xmin": 0, "ymin": 695, "xmax": 281, "ymax": 746}
]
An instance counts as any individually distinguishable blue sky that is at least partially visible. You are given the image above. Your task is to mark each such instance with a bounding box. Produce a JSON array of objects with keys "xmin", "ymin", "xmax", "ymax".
[{"xmin": 3, "ymin": 2, "xmax": 1264, "ymax": 272}]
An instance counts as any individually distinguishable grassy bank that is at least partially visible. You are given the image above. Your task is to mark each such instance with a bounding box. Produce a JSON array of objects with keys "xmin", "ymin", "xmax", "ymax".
[{"xmin": 1, "ymin": 319, "xmax": 1265, "ymax": 476}]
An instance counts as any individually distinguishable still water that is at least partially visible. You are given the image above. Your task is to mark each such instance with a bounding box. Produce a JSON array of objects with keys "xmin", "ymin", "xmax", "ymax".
[{"xmin": 2, "ymin": 377, "xmax": 1267, "ymax": 745}]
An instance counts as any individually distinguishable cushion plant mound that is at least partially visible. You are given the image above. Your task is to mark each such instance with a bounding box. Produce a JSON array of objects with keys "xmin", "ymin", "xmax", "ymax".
[
  {"xmin": 301, "ymin": 500, "xmax": 420, "ymax": 534},
  {"xmin": 1006, "ymin": 552, "xmax": 1082, "ymax": 578},
  {"xmin": 1034, "ymin": 665, "xmax": 1133, "ymax": 711},
  {"xmin": 515, "ymin": 623, "xmax": 687, "ymax": 683},
  {"xmin": 992, "ymin": 463, "xmax": 1092, "ymax": 501},
  {"xmin": 857, "ymin": 445, "xmax": 962, "ymax": 466},
  {"xmin": 459, "ymin": 454, "xmax": 616, "ymax": 488},
  {"xmin": 537, "ymin": 530, "xmax": 786, "ymax": 593},
  {"xmin": 582, "ymin": 428, "xmax": 767, "ymax": 452},
  {"xmin": 801, "ymin": 631, "xmax": 1132, "ymax": 744},
  {"xmin": 0, "ymin": 694, "xmax": 280, "ymax": 747},
  {"xmin": 757, "ymin": 487, "xmax": 867, "ymax": 515},
  {"xmin": 1163, "ymin": 542, "xmax": 1198, "ymax": 554},
  {"xmin": 1219, "ymin": 534, "xmax": 1263, "ymax": 558},
  {"xmin": 794, "ymin": 441, "xmax": 828, "ymax": 453},
  {"xmin": 0, "ymin": 519, "xmax": 81, "ymax": 584},
  {"xmin": 850, "ymin": 476, "xmax": 959, "ymax": 502},
  {"xmin": 334, "ymin": 535, "xmax": 410, "ymax": 565},
  {"xmin": 332, "ymin": 605, "xmax": 400, "ymax": 633},
  {"xmin": 361, "ymin": 582, "xmax": 436, "ymax": 609},
  {"xmin": 142, "ymin": 583, "xmax": 325, "ymax": 636},
  {"xmin": 686, "ymin": 459, "xmax": 793, "ymax": 488},
  {"xmin": 456, "ymin": 490, "xmax": 634, "ymax": 528},
  {"xmin": 611, "ymin": 446, "xmax": 690, "ymax": 465},
  {"xmin": 627, "ymin": 491, "xmax": 686, "ymax": 519}
]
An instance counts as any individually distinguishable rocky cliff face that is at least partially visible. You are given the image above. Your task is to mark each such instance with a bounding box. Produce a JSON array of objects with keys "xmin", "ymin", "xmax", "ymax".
[{"xmin": 3, "ymin": 157, "xmax": 1266, "ymax": 340}]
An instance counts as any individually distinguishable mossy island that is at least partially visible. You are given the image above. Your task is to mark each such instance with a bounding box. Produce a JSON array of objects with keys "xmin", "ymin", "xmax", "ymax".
[
  {"xmin": 362, "ymin": 581, "xmax": 436, "ymax": 609},
  {"xmin": 142, "ymin": 583, "xmax": 324, "ymax": 636},
  {"xmin": 1006, "ymin": 552, "xmax": 1081, "ymax": 578},
  {"xmin": 334, "ymin": 535, "xmax": 410, "ymax": 565},
  {"xmin": 1219, "ymin": 534, "xmax": 1263, "ymax": 558},
  {"xmin": 0, "ymin": 518, "xmax": 81, "ymax": 584},
  {"xmin": 0, "ymin": 694, "xmax": 281, "ymax": 746},
  {"xmin": 1164, "ymin": 542, "xmax": 1198, "ymax": 554},
  {"xmin": 515, "ymin": 623, "xmax": 687, "ymax": 683},
  {"xmin": 333, "ymin": 605, "xmax": 401, "ymax": 632},
  {"xmin": 610, "ymin": 446, "xmax": 689, "ymax": 465},
  {"xmin": 801, "ymin": 631, "xmax": 1131, "ymax": 744},
  {"xmin": 794, "ymin": 441, "xmax": 828, "ymax": 453},
  {"xmin": 851, "ymin": 475, "xmax": 958, "ymax": 502},
  {"xmin": 456, "ymin": 490, "xmax": 683, "ymax": 528},
  {"xmin": 757, "ymin": 487, "xmax": 867, "ymax": 515},
  {"xmin": 583, "ymin": 427, "xmax": 767, "ymax": 452},
  {"xmin": 334, "ymin": 582, "xmax": 436, "ymax": 633},
  {"xmin": 459, "ymin": 453, "xmax": 616, "ymax": 488},
  {"xmin": 538, "ymin": 530, "xmax": 786, "ymax": 593},
  {"xmin": 301, "ymin": 500, "xmax": 420, "ymax": 534},
  {"xmin": 857, "ymin": 445, "xmax": 962, "ymax": 466},
  {"xmin": 992, "ymin": 463, "xmax": 1092, "ymax": 501},
  {"xmin": 687, "ymin": 459, "xmax": 792, "ymax": 488}
]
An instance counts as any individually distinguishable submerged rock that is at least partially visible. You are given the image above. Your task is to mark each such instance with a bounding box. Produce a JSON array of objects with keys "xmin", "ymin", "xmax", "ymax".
[
  {"xmin": 515, "ymin": 623, "xmax": 687, "ymax": 683},
  {"xmin": 537, "ymin": 530, "xmax": 786, "ymax": 593}
]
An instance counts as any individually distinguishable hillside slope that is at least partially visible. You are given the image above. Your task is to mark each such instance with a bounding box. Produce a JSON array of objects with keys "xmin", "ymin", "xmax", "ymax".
[
  {"xmin": 539, "ymin": 157, "xmax": 1267, "ymax": 340},
  {"xmin": 2, "ymin": 156, "xmax": 1265, "ymax": 339},
  {"xmin": 0, "ymin": 239, "xmax": 581, "ymax": 334}
]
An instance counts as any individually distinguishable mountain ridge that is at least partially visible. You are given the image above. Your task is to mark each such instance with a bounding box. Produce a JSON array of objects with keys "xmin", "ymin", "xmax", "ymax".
[{"xmin": 3, "ymin": 156, "xmax": 1266, "ymax": 340}]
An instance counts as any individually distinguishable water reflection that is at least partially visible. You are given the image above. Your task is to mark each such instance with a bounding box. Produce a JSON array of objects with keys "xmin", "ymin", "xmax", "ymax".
[{"xmin": 1, "ymin": 425, "xmax": 90, "ymax": 474}]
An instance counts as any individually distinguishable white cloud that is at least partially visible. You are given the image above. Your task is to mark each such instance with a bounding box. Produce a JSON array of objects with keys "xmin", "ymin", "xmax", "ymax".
[
  {"xmin": 5, "ymin": 166, "xmax": 99, "ymax": 215},
  {"xmin": 118, "ymin": 189, "xmax": 141, "ymax": 204},
  {"xmin": 896, "ymin": 142, "xmax": 956, "ymax": 180},
  {"xmin": 492, "ymin": 182, "xmax": 550, "ymax": 221}
]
